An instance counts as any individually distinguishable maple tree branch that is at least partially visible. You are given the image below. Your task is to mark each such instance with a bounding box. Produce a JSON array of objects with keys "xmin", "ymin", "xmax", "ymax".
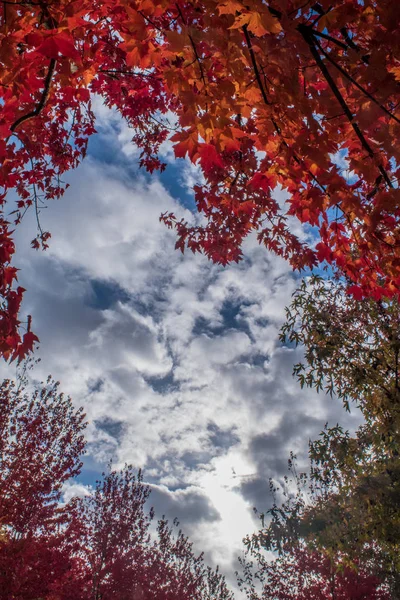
[
  {"xmin": 175, "ymin": 3, "xmax": 207, "ymax": 93},
  {"xmin": 149, "ymin": 113, "xmax": 178, "ymax": 132},
  {"xmin": 244, "ymin": 24, "xmax": 330, "ymax": 200},
  {"xmin": 62, "ymin": 107, "xmax": 78, "ymax": 150},
  {"xmin": 33, "ymin": 183, "xmax": 45, "ymax": 240},
  {"xmin": 243, "ymin": 24, "xmax": 330, "ymax": 195},
  {"xmin": 339, "ymin": 26, "xmax": 357, "ymax": 50},
  {"xmin": 100, "ymin": 69, "xmax": 158, "ymax": 79},
  {"xmin": 29, "ymin": 158, "xmax": 47, "ymax": 246},
  {"xmin": 242, "ymin": 25, "xmax": 270, "ymax": 106},
  {"xmin": 266, "ymin": 5, "xmax": 281, "ymax": 19},
  {"xmin": 268, "ymin": 3, "xmax": 371, "ymax": 65},
  {"xmin": 137, "ymin": 9, "xmax": 163, "ymax": 32},
  {"xmin": 313, "ymin": 4, "xmax": 370, "ymax": 63},
  {"xmin": 229, "ymin": 171, "xmax": 240, "ymax": 194},
  {"xmin": 299, "ymin": 27, "xmax": 393, "ymax": 189},
  {"xmin": 366, "ymin": 174, "xmax": 383, "ymax": 201},
  {"xmin": 309, "ymin": 3, "xmax": 332, "ymax": 27},
  {"xmin": 314, "ymin": 38, "xmax": 400, "ymax": 125},
  {"xmin": 10, "ymin": 58, "xmax": 56, "ymax": 133},
  {"xmin": 188, "ymin": 35, "xmax": 207, "ymax": 91},
  {"xmin": 261, "ymin": 11, "xmax": 393, "ymax": 245},
  {"xmin": 338, "ymin": 25, "xmax": 370, "ymax": 64},
  {"xmin": 310, "ymin": 29, "xmax": 348, "ymax": 51}
]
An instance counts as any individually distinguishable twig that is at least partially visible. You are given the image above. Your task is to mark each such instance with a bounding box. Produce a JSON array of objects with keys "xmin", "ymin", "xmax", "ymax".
[
  {"xmin": 299, "ymin": 26, "xmax": 392, "ymax": 189},
  {"xmin": 10, "ymin": 58, "xmax": 56, "ymax": 133},
  {"xmin": 137, "ymin": 10, "xmax": 163, "ymax": 32},
  {"xmin": 175, "ymin": 3, "xmax": 208, "ymax": 93},
  {"xmin": 314, "ymin": 38, "xmax": 400, "ymax": 125}
]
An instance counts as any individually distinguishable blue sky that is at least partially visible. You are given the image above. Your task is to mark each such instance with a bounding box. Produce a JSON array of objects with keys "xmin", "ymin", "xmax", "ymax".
[{"xmin": 2, "ymin": 100, "xmax": 363, "ymax": 590}]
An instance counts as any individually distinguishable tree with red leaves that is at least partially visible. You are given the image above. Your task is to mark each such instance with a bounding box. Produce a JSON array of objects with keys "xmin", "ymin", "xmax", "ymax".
[
  {"xmin": 0, "ymin": 0, "xmax": 399, "ymax": 360},
  {"xmin": 0, "ymin": 375, "xmax": 87, "ymax": 599},
  {"xmin": 64, "ymin": 465, "xmax": 233, "ymax": 600},
  {"xmin": 238, "ymin": 543, "xmax": 391, "ymax": 600},
  {"xmin": 0, "ymin": 375, "xmax": 232, "ymax": 599}
]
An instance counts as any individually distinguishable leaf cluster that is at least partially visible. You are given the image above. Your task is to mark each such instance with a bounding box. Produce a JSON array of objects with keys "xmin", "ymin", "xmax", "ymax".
[{"xmin": 1, "ymin": 0, "xmax": 400, "ymax": 360}]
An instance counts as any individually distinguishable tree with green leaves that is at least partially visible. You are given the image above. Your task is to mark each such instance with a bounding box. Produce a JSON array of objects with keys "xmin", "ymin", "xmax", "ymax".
[
  {"xmin": 273, "ymin": 275, "xmax": 400, "ymax": 594},
  {"xmin": 241, "ymin": 451, "xmax": 394, "ymax": 599}
]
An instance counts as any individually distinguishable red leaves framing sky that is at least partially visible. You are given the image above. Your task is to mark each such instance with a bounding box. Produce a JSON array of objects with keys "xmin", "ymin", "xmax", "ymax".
[{"xmin": 0, "ymin": 0, "xmax": 399, "ymax": 360}]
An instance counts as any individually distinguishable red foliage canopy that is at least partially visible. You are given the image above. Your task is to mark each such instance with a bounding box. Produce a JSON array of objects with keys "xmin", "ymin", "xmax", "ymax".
[
  {"xmin": 0, "ymin": 376, "xmax": 87, "ymax": 598},
  {"xmin": 64, "ymin": 466, "xmax": 233, "ymax": 600},
  {"xmin": 0, "ymin": 0, "xmax": 399, "ymax": 359},
  {"xmin": 0, "ymin": 376, "xmax": 86, "ymax": 536},
  {"xmin": 0, "ymin": 377, "xmax": 232, "ymax": 599},
  {"xmin": 239, "ymin": 544, "xmax": 391, "ymax": 600}
]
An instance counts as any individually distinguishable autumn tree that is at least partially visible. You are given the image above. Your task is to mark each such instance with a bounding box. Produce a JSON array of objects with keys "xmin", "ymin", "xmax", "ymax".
[
  {"xmin": 0, "ymin": 0, "xmax": 399, "ymax": 360},
  {"xmin": 0, "ymin": 375, "xmax": 86, "ymax": 537},
  {"xmin": 240, "ymin": 449, "xmax": 397, "ymax": 599},
  {"xmin": 0, "ymin": 375, "xmax": 87, "ymax": 599},
  {"xmin": 277, "ymin": 275, "xmax": 400, "ymax": 594},
  {"xmin": 0, "ymin": 377, "xmax": 233, "ymax": 599},
  {"xmin": 64, "ymin": 465, "xmax": 234, "ymax": 600},
  {"xmin": 238, "ymin": 541, "xmax": 391, "ymax": 600}
]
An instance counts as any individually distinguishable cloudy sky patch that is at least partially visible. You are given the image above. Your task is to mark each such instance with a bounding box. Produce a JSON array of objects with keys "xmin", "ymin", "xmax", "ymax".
[{"xmin": 4, "ymin": 103, "xmax": 363, "ymax": 588}]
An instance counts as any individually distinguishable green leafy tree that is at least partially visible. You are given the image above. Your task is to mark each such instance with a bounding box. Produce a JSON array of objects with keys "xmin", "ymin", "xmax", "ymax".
[
  {"xmin": 277, "ymin": 275, "xmax": 400, "ymax": 594},
  {"xmin": 242, "ymin": 454, "xmax": 395, "ymax": 598}
]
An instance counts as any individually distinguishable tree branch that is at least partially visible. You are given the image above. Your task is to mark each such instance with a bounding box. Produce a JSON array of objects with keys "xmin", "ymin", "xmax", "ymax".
[
  {"xmin": 311, "ymin": 29, "xmax": 349, "ymax": 52},
  {"xmin": 314, "ymin": 37, "xmax": 400, "ymax": 125},
  {"xmin": 175, "ymin": 3, "xmax": 207, "ymax": 93},
  {"xmin": 267, "ymin": 3, "xmax": 370, "ymax": 64},
  {"xmin": 100, "ymin": 68, "xmax": 158, "ymax": 79},
  {"xmin": 242, "ymin": 25, "xmax": 270, "ymax": 106},
  {"xmin": 243, "ymin": 24, "xmax": 328, "ymax": 196},
  {"xmin": 299, "ymin": 26, "xmax": 392, "ymax": 189},
  {"xmin": 137, "ymin": 9, "xmax": 163, "ymax": 33},
  {"xmin": 10, "ymin": 58, "xmax": 56, "ymax": 133}
]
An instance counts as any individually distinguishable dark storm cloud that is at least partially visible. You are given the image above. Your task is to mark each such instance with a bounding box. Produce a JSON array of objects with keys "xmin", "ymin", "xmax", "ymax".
[
  {"xmin": 236, "ymin": 476, "xmax": 272, "ymax": 511},
  {"xmin": 235, "ymin": 411, "xmax": 321, "ymax": 509}
]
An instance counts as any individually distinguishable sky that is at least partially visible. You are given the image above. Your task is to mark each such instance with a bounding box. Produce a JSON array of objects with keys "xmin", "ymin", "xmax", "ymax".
[{"xmin": 2, "ymin": 101, "xmax": 363, "ymax": 591}]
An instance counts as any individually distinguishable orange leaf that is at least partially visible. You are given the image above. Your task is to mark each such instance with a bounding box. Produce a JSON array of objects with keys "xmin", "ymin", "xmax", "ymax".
[{"xmin": 217, "ymin": 0, "xmax": 244, "ymax": 15}]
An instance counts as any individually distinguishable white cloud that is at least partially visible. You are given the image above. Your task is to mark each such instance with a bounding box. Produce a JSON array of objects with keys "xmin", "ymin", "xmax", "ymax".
[
  {"xmin": 62, "ymin": 481, "xmax": 92, "ymax": 504},
  {"xmin": 88, "ymin": 303, "xmax": 172, "ymax": 376},
  {"xmin": 5, "ymin": 109, "xmax": 364, "ymax": 590}
]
